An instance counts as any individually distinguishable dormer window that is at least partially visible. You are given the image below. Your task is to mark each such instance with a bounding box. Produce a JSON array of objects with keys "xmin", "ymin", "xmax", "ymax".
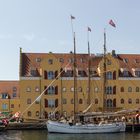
[
  {"xmin": 135, "ymin": 71, "xmax": 140, "ymax": 77},
  {"xmin": 59, "ymin": 58, "xmax": 64, "ymax": 63},
  {"xmin": 135, "ymin": 59, "xmax": 139, "ymax": 63},
  {"xmin": 123, "ymin": 70, "xmax": 129, "ymax": 77},
  {"xmin": 48, "ymin": 59, "xmax": 53, "ymax": 64},
  {"xmin": 80, "ymin": 58, "xmax": 85, "ymax": 63},
  {"xmin": 123, "ymin": 58, "xmax": 128, "ymax": 63},
  {"xmin": 68, "ymin": 58, "xmax": 74, "ymax": 63},
  {"xmin": 107, "ymin": 59, "xmax": 111, "ymax": 65},
  {"xmin": 36, "ymin": 58, "xmax": 41, "ymax": 62}
]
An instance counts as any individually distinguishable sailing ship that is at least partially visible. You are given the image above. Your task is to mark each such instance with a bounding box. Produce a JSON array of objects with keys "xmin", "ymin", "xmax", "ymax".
[{"xmin": 46, "ymin": 28, "xmax": 126, "ymax": 133}]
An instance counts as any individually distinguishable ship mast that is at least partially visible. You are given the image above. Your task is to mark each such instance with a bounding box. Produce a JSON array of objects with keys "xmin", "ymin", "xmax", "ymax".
[
  {"xmin": 103, "ymin": 29, "xmax": 107, "ymax": 112},
  {"xmin": 87, "ymin": 28, "xmax": 91, "ymax": 106},
  {"xmin": 73, "ymin": 32, "xmax": 78, "ymax": 122}
]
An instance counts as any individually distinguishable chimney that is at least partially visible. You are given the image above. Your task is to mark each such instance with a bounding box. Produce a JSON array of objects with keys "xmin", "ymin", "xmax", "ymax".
[{"xmin": 112, "ymin": 50, "xmax": 116, "ymax": 57}]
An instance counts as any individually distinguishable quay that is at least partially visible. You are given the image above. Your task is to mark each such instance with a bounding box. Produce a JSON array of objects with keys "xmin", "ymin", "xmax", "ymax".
[
  {"xmin": 5, "ymin": 122, "xmax": 140, "ymax": 132},
  {"xmin": 6, "ymin": 122, "xmax": 46, "ymax": 130}
]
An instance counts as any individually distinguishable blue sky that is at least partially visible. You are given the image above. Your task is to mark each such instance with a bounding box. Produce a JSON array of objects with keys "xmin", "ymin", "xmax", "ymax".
[{"xmin": 0, "ymin": 0, "xmax": 140, "ymax": 80}]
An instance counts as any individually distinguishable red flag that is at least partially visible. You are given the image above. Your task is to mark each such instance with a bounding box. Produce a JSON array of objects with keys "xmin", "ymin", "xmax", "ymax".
[
  {"xmin": 88, "ymin": 27, "xmax": 91, "ymax": 32},
  {"xmin": 71, "ymin": 15, "xmax": 75, "ymax": 20},
  {"xmin": 109, "ymin": 19, "xmax": 116, "ymax": 27}
]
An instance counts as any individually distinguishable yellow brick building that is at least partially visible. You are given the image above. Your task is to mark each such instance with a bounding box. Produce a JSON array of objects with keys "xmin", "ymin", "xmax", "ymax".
[
  {"xmin": 0, "ymin": 81, "xmax": 20, "ymax": 116},
  {"xmin": 19, "ymin": 49, "xmax": 140, "ymax": 120}
]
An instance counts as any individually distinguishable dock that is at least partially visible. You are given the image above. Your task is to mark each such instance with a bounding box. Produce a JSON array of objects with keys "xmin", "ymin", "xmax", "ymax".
[
  {"xmin": 5, "ymin": 122, "xmax": 140, "ymax": 132},
  {"xmin": 6, "ymin": 122, "xmax": 46, "ymax": 130}
]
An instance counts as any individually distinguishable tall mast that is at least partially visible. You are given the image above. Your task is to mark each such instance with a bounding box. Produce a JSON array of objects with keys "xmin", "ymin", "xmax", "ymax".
[
  {"xmin": 70, "ymin": 15, "xmax": 77, "ymax": 121},
  {"xmin": 103, "ymin": 29, "xmax": 107, "ymax": 112},
  {"xmin": 73, "ymin": 32, "xmax": 77, "ymax": 121},
  {"xmin": 87, "ymin": 28, "xmax": 91, "ymax": 106}
]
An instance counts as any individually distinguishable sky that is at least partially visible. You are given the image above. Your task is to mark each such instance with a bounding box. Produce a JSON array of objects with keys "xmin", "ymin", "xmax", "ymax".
[{"xmin": 0, "ymin": 0, "xmax": 140, "ymax": 80}]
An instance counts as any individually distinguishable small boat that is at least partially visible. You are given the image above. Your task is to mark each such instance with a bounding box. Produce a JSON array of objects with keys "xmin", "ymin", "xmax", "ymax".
[{"xmin": 47, "ymin": 120, "xmax": 126, "ymax": 133}]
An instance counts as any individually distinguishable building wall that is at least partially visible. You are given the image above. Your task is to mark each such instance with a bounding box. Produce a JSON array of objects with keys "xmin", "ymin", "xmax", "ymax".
[
  {"xmin": 19, "ymin": 52, "xmax": 140, "ymax": 120},
  {"xmin": 0, "ymin": 81, "xmax": 20, "ymax": 116}
]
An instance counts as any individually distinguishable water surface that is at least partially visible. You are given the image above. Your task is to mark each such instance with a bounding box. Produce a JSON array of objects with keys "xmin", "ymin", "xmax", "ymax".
[{"xmin": 0, "ymin": 130, "xmax": 140, "ymax": 140}]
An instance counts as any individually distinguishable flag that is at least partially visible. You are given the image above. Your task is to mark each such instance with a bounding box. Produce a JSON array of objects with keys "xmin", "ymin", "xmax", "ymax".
[
  {"xmin": 88, "ymin": 27, "xmax": 91, "ymax": 32},
  {"xmin": 109, "ymin": 19, "xmax": 116, "ymax": 27},
  {"xmin": 71, "ymin": 15, "xmax": 75, "ymax": 20}
]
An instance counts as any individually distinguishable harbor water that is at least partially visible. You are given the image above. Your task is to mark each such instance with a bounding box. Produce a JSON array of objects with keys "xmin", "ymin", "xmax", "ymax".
[{"xmin": 0, "ymin": 130, "xmax": 140, "ymax": 140}]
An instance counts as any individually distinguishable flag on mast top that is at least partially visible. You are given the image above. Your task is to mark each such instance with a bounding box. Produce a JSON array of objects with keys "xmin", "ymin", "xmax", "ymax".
[
  {"xmin": 88, "ymin": 27, "xmax": 91, "ymax": 32},
  {"xmin": 109, "ymin": 19, "xmax": 116, "ymax": 27},
  {"xmin": 71, "ymin": 15, "xmax": 75, "ymax": 20}
]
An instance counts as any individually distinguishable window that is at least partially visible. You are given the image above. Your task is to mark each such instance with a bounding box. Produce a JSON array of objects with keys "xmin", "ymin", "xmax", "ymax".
[
  {"xmin": 128, "ymin": 99, "xmax": 132, "ymax": 104},
  {"xmin": 80, "ymin": 58, "xmax": 85, "ymax": 63},
  {"xmin": 48, "ymin": 71, "xmax": 55, "ymax": 79},
  {"xmin": 78, "ymin": 70, "xmax": 86, "ymax": 77},
  {"xmin": 27, "ymin": 111, "xmax": 32, "ymax": 117},
  {"xmin": 120, "ymin": 99, "xmax": 124, "ymax": 104},
  {"xmin": 48, "ymin": 86, "xmax": 55, "ymax": 95},
  {"xmin": 106, "ymin": 71, "xmax": 113, "ymax": 79},
  {"xmin": 63, "ymin": 99, "xmax": 67, "ymax": 104},
  {"xmin": 128, "ymin": 87, "xmax": 132, "ymax": 92},
  {"xmin": 105, "ymin": 86, "xmax": 113, "ymax": 94},
  {"xmin": 107, "ymin": 59, "xmax": 111, "ymax": 65},
  {"xmin": 107, "ymin": 99, "xmax": 113, "ymax": 107},
  {"xmin": 12, "ymin": 93, "xmax": 17, "ymax": 98},
  {"xmin": 26, "ymin": 87, "xmax": 31, "ymax": 92},
  {"xmin": 13, "ymin": 87, "xmax": 17, "ymax": 92},
  {"xmin": 27, "ymin": 99, "xmax": 31, "ymax": 104},
  {"xmin": 11, "ymin": 104, "xmax": 14, "ymax": 108},
  {"xmin": 123, "ymin": 58, "xmax": 128, "ymax": 63},
  {"xmin": 123, "ymin": 71, "xmax": 129, "ymax": 77},
  {"xmin": 136, "ymin": 87, "xmax": 139, "ymax": 92},
  {"xmin": 36, "ymin": 111, "xmax": 39, "ymax": 116},
  {"xmin": 135, "ymin": 59, "xmax": 139, "ymax": 63},
  {"xmin": 2, "ymin": 104, "xmax": 8, "ymax": 110},
  {"xmin": 135, "ymin": 71, "xmax": 140, "ymax": 77},
  {"xmin": 62, "ymin": 87, "xmax": 66, "ymax": 92},
  {"xmin": 48, "ymin": 59, "xmax": 53, "ymax": 64},
  {"xmin": 36, "ymin": 58, "xmax": 41, "ymax": 62},
  {"xmin": 68, "ymin": 58, "xmax": 74, "ymax": 63},
  {"xmin": 71, "ymin": 99, "xmax": 74, "ymax": 104},
  {"xmin": 120, "ymin": 87, "xmax": 124, "ymax": 92},
  {"xmin": 30, "ymin": 69, "xmax": 37, "ymax": 76},
  {"xmin": 59, "ymin": 58, "xmax": 64, "ymax": 63},
  {"xmin": 94, "ymin": 87, "xmax": 99, "ymax": 93},
  {"xmin": 48, "ymin": 99, "xmax": 55, "ymax": 108},
  {"xmin": 78, "ymin": 87, "xmax": 82, "ymax": 92},
  {"xmin": 136, "ymin": 99, "xmax": 139, "ymax": 104},
  {"xmin": 65, "ymin": 70, "xmax": 73, "ymax": 77},
  {"xmin": 79, "ymin": 99, "xmax": 83, "ymax": 104},
  {"xmin": 95, "ymin": 99, "xmax": 98, "ymax": 104},
  {"xmin": 70, "ymin": 87, "xmax": 74, "ymax": 92},
  {"xmin": 2, "ymin": 93, "xmax": 9, "ymax": 99},
  {"xmin": 35, "ymin": 87, "xmax": 40, "ymax": 92}
]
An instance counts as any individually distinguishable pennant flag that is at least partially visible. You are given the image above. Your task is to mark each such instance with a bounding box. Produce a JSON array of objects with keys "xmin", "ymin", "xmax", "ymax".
[
  {"xmin": 109, "ymin": 19, "xmax": 116, "ymax": 27},
  {"xmin": 88, "ymin": 27, "xmax": 91, "ymax": 32},
  {"xmin": 71, "ymin": 15, "xmax": 75, "ymax": 20}
]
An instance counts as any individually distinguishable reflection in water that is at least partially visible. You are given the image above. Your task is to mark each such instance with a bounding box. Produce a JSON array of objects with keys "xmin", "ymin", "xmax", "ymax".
[
  {"xmin": 47, "ymin": 133, "xmax": 126, "ymax": 140},
  {"xmin": 0, "ymin": 130, "xmax": 140, "ymax": 140}
]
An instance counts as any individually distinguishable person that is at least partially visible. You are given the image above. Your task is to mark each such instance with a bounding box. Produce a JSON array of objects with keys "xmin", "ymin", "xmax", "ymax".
[{"xmin": 135, "ymin": 113, "xmax": 139, "ymax": 124}]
